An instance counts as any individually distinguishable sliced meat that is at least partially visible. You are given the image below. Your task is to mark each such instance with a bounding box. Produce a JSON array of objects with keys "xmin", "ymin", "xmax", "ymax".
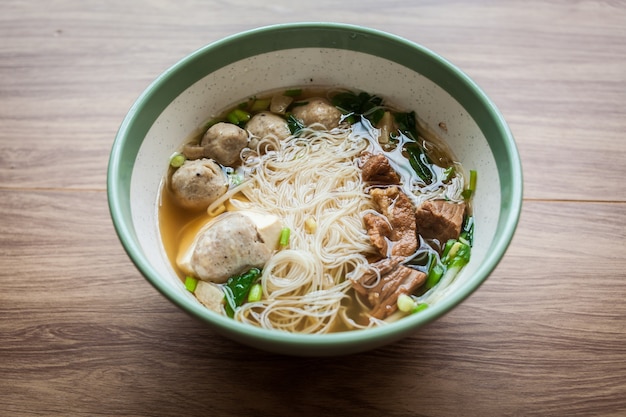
[
  {"xmin": 361, "ymin": 153, "xmax": 400, "ymax": 185},
  {"xmin": 415, "ymin": 200, "xmax": 466, "ymax": 248},
  {"xmin": 369, "ymin": 186, "xmax": 417, "ymax": 257},
  {"xmin": 351, "ymin": 257, "xmax": 426, "ymax": 319},
  {"xmin": 363, "ymin": 213, "xmax": 392, "ymax": 256}
]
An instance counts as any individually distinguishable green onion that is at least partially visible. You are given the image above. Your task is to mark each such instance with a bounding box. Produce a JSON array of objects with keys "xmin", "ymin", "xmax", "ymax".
[
  {"xmin": 233, "ymin": 108, "xmax": 251, "ymax": 123},
  {"xmin": 463, "ymin": 169, "xmax": 477, "ymax": 199},
  {"xmin": 184, "ymin": 276, "xmax": 198, "ymax": 292},
  {"xmin": 226, "ymin": 111, "xmax": 239, "ymax": 125},
  {"xmin": 279, "ymin": 227, "xmax": 291, "ymax": 246},
  {"xmin": 441, "ymin": 239, "xmax": 456, "ymax": 260},
  {"xmin": 397, "ymin": 294, "xmax": 417, "ymax": 313},
  {"xmin": 426, "ymin": 259, "xmax": 445, "ymax": 289},
  {"xmin": 169, "ymin": 152, "xmax": 186, "ymax": 168},
  {"xmin": 250, "ymin": 99, "xmax": 270, "ymax": 112},
  {"xmin": 460, "ymin": 216, "xmax": 475, "ymax": 246},
  {"xmin": 247, "ymin": 283, "xmax": 263, "ymax": 302},
  {"xmin": 411, "ymin": 303, "xmax": 428, "ymax": 313},
  {"xmin": 284, "ymin": 88, "xmax": 302, "ymax": 97},
  {"xmin": 443, "ymin": 166, "xmax": 456, "ymax": 182},
  {"xmin": 446, "ymin": 242, "xmax": 463, "ymax": 261},
  {"xmin": 226, "ymin": 109, "xmax": 251, "ymax": 126}
]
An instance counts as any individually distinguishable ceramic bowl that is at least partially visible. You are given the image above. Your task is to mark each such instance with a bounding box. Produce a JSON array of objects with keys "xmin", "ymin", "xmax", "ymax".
[{"xmin": 107, "ymin": 22, "xmax": 522, "ymax": 356}]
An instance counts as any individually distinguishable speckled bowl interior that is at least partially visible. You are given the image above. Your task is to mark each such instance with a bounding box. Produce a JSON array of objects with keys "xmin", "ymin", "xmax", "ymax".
[{"xmin": 108, "ymin": 23, "xmax": 522, "ymax": 356}]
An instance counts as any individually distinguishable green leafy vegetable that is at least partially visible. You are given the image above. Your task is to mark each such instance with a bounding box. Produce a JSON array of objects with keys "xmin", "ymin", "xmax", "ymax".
[
  {"xmin": 286, "ymin": 114, "xmax": 305, "ymax": 135},
  {"xmin": 405, "ymin": 143, "xmax": 434, "ymax": 184},
  {"xmin": 394, "ymin": 111, "xmax": 419, "ymax": 141},
  {"xmin": 331, "ymin": 91, "xmax": 385, "ymax": 125},
  {"xmin": 223, "ymin": 268, "xmax": 261, "ymax": 317}
]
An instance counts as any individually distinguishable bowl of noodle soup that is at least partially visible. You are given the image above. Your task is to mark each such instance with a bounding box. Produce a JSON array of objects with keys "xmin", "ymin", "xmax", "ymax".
[{"xmin": 108, "ymin": 23, "xmax": 522, "ymax": 356}]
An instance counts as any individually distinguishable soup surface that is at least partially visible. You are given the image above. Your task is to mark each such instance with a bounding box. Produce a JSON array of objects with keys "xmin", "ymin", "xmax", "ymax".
[{"xmin": 159, "ymin": 87, "xmax": 475, "ymax": 333}]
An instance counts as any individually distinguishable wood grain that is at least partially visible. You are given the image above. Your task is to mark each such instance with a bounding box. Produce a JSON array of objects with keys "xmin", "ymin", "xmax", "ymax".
[
  {"xmin": 1, "ymin": 1, "xmax": 626, "ymax": 416},
  {"xmin": 1, "ymin": 192, "xmax": 625, "ymax": 416}
]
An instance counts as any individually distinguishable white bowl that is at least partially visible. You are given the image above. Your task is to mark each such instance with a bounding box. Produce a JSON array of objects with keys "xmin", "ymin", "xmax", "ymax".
[{"xmin": 108, "ymin": 22, "xmax": 523, "ymax": 356}]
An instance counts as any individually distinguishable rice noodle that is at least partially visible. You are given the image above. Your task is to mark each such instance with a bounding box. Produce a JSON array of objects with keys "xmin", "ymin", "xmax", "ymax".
[{"xmin": 232, "ymin": 126, "xmax": 379, "ymax": 333}]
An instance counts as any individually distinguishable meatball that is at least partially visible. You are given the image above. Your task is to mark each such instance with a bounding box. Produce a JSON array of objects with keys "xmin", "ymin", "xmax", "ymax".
[
  {"xmin": 170, "ymin": 158, "xmax": 228, "ymax": 211},
  {"xmin": 291, "ymin": 97, "xmax": 343, "ymax": 130},
  {"xmin": 177, "ymin": 211, "xmax": 282, "ymax": 283},
  {"xmin": 245, "ymin": 111, "xmax": 290, "ymax": 151},
  {"xmin": 201, "ymin": 122, "xmax": 248, "ymax": 166}
]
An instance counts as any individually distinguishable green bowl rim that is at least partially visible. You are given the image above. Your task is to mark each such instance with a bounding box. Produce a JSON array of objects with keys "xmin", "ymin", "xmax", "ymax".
[{"xmin": 107, "ymin": 22, "xmax": 523, "ymax": 353}]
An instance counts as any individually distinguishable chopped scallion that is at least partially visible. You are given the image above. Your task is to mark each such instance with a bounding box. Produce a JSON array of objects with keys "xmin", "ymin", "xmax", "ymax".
[
  {"xmin": 411, "ymin": 303, "xmax": 428, "ymax": 313},
  {"xmin": 226, "ymin": 111, "xmax": 239, "ymax": 125},
  {"xmin": 279, "ymin": 227, "xmax": 291, "ymax": 246},
  {"xmin": 247, "ymin": 283, "xmax": 263, "ymax": 302},
  {"xmin": 184, "ymin": 276, "xmax": 198, "ymax": 292},
  {"xmin": 397, "ymin": 294, "xmax": 417, "ymax": 313},
  {"xmin": 443, "ymin": 166, "xmax": 456, "ymax": 182},
  {"xmin": 169, "ymin": 152, "xmax": 186, "ymax": 168},
  {"xmin": 460, "ymin": 216, "xmax": 475, "ymax": 245},
  {"xmin": 426, "ymin": 260, "xmax": 445, "ymax": 289},
  {"xmin": 463, "ymin": 169, "xmax": 477, "ymax": 199},
  {"xmin": 250, "ymin": 99, "xmax": 270, "ymax": 112},
  {"xmin": 232, "ymin": 109, "xmax": 251, "ymax": 123}
]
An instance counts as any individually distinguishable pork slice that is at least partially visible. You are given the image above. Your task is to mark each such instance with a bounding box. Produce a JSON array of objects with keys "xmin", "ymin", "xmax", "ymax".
[
  {"xmin": 369, "ymin": 187, "xmax": 417, "ymax": 257},
  {"xmin": 351, "ymin": 257, "xmax": 426, "ymax": 320},
  {"xmin": 352, "ymin": 257, "xmax": 399, "ymax": 296},
  {"xmin": 363, "ymin": 213, "xmax": 392, "ymax": 257},
  {"xmin": 415, "ymin": 200, "xmax": 466, "ymax": 249},
  {"xmin": 361, "ymin": 153, "xmax": 400, "ymax": 185}
]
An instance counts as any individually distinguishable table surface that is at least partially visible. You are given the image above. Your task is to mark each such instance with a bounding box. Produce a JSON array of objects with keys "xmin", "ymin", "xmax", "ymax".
[{"xmin": 1, "ymin": 1, "xmax": 625, "ymax": 416}]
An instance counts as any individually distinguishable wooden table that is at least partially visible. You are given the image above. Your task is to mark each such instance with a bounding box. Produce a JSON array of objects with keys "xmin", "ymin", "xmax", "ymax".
[{"xmin": 2, "ymin": 1, "xmax": 625, "ymax": 415}]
